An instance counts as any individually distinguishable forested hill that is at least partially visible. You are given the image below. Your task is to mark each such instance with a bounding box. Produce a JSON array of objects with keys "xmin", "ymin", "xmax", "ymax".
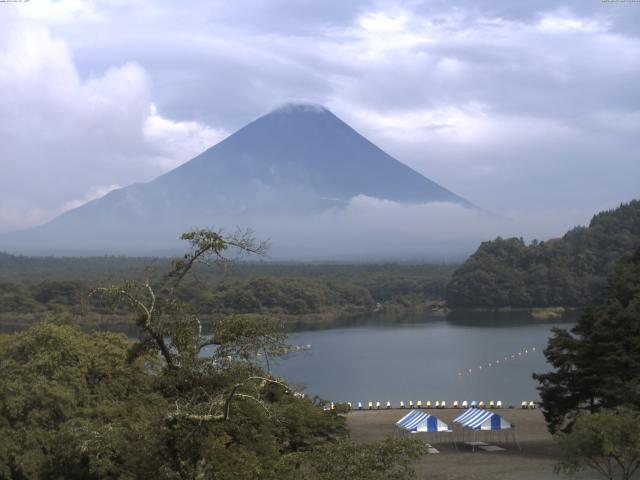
[{"xmin": 446, "ymin": 200, "xmax": 640, "ymax": 308}]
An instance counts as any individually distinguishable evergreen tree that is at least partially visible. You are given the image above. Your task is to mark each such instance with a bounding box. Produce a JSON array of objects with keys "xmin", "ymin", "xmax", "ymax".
[{"xmin": 534, "ymin": 248, "xmax": 640, "ymax": 433}]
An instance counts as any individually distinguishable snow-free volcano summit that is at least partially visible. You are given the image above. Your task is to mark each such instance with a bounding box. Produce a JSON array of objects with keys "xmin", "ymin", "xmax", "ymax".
[{"xmin": 2, "ymin": 104, "xmax": 474, "ymax": 257}]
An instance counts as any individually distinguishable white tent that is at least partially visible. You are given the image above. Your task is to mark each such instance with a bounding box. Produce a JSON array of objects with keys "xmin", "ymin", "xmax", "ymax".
[
  {"xmin": 396, "ymin": 410, "xmax": 451, "ymax": 433},
  {"xmin": 453, "ymin": 408, "xmax": 513, "ymax": 430},
  {"xmin": 452, "ymin": 408, "xmax": 519, "ymax": 449}
]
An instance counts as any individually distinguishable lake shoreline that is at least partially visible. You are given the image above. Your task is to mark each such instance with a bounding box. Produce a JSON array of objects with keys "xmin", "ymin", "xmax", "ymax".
[
  {"xmin": 0, "ymin": 301, "xmax": 437, "ymax": 333},
  {"xmin": 0, "ymin": 303, "xmax": 579, "ymax": 335}
]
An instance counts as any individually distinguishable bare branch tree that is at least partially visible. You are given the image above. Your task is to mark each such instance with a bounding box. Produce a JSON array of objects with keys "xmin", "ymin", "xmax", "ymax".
[{"xmin": 90, "ymin": 228, "xmax": 292, "ymax": 427}]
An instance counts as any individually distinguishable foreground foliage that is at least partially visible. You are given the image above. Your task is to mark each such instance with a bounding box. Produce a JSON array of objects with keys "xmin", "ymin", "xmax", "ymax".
[
  {"xmin": 0, "ymin": 229, "xmax": 426, "ymax": 479},
  {"xmin": 447, "ymin": 199, "xmax": 640, "ymax": 308},
  {"xmin": 0, "ymin": 320, "xmax": 348, "ymax": 479},
  {"xmin": 534, "ymin": 247, "xmax": 640, "ymax": 433},
  {"xmin": 298, "ymin": 438, "xmax": 427, "ymax": 480},
  {"xmin": 555, "ymin": 408, "xmax": 640, "ymax": 480}
]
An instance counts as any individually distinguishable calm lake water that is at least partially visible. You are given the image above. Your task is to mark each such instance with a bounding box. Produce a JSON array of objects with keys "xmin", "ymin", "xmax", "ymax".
[
  {"xmin": 1, "ymin": 310, "xmax": 577, "ymax": 405},
  {"xmin": 272, "ymin": 310, "xmax": 577, "ymax": 405}
]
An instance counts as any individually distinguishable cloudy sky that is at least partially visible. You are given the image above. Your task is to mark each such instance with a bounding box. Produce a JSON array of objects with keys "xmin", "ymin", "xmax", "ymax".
[{"xmin": 1, "ymin": 0, "xmax": 639, "ymax": 239}]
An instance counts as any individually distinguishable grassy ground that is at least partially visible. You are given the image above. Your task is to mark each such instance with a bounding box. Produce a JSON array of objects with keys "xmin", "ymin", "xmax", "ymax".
[{"xmin": 347, "ymin": 409, "xmax": 606, "ymax": 480}]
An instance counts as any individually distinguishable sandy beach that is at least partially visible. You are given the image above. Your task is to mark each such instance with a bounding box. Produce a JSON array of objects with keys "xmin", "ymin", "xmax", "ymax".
[{"xmin": 347, "ymin": 409, "xmax": 606, "ymax": 480}]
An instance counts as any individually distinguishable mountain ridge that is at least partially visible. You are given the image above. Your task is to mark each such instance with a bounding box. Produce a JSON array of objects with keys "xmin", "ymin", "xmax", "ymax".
[{"xmin": 2, "ymin": 103, "xmax": 473, "ymax": 256}]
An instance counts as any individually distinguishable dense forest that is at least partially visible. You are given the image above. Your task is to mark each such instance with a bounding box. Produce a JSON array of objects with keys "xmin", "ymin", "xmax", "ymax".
[
  {"xmin": 0, "ymin": 254, "xmax": 456, "ymax": 325},
  {"xmin": 447, "ymin": 200, "xmax": 640, "ymax": 308},
  {"xmin": 0, "ymin": 230, "xmax": 426, "ymax": 479},
  {"xmin": 535, "ymin": 246, "xmax": 640, "ymax": 432},
  {"xmin": 532, "ymin": 247, "xmax": 640, "ymax": 479}
]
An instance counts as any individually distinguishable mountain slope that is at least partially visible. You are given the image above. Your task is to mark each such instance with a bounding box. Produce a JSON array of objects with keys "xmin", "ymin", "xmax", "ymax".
[
  {"xmin": 163, "ymin": 104, "xmax": 470, "ymax": 205},
  {"xmin": 2, "ymin": 104, "xmax": 472, "ymax": 256}
]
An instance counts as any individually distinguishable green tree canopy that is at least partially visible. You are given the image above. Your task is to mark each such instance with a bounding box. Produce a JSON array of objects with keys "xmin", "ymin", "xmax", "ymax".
[
  {"xmin": 534, "ymin": 247, "xmax": 640, "ymax": 433},
  {"xmin": 447, "ymin": 200, "xmax": 640, "ymax": 308},
  {"xmin": 555, "ymin": 408, "xmax": 640, "ymax": 480},
  {"xmin": 0, "ymin": 229, "xmax": 427, "ymax": 479}
]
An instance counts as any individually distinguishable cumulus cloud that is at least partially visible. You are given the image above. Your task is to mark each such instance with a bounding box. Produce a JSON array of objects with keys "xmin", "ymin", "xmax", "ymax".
[
  {"xmin": 0, "ymin": 14, "xmax": 226, "ymax": 233},
  {"xmin": 2, "ymin": 0, "xmax": 639, "ymax": 245},
  {"xmin": 17, "ymin": 0, "xmax": 102, "ymax": 24}
]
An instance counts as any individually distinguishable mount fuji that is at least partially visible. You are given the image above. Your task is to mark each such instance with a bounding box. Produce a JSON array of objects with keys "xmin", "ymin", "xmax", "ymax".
[{"xmin": 2, "ymin": 104, "xmax": 474, "ymax": 257}]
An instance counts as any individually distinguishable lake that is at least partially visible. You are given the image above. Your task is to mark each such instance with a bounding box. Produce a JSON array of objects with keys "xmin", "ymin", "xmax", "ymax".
[
  {"xmin": 272, "ymin": 310, "xmax": 577, "ymax": 406},
  {"xmin": 0, "ymin": 309, "xmax": 576, "ymax": 406}
]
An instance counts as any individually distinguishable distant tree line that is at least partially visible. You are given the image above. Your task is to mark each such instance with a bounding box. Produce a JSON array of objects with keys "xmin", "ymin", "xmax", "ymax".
[
  {"xmin": 446, "ymin": 200, "xmax": 640, "ymax": 308},
  {"xmin": 184, "ymin": 277, "xmax": 375, "ymax": 315},
  {"xmin": 0, "ymin": 261, "xmax": 456, "ymax": 323}
]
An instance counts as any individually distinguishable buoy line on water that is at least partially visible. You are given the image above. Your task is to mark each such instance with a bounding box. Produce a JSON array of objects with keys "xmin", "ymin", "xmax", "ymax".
[{"xmin": 456, "ymin": 346, "xmax": 539, "ymax": 377}]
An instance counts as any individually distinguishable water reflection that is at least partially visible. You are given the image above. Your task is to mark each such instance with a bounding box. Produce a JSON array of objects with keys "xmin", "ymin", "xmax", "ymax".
[{"xmin": 286, "ymin": 308, "xmax": 578, "ymax": 332}]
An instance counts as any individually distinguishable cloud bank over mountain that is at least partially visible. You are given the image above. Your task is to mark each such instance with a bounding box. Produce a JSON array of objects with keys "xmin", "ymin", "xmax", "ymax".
[
  {"xmin": 249, "ymin": 197, "xmax": 579, "ymax": 261},
  {"xmin": 0, "ymin": 100, "xmax": 590, "ymax": 259},
  {"xmin": 1, "ymin": 1, "xmax": 639, "ymax": 251}
]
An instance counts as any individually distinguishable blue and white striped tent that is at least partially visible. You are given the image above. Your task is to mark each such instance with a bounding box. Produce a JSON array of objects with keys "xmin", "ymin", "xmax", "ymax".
[
  {"xmin": 396, "ymin": 410, "xmax": 451, "ymax": 433},
  {"xmin": 453, "ymin": 408, "xmax": 513, "ymax": 430}
]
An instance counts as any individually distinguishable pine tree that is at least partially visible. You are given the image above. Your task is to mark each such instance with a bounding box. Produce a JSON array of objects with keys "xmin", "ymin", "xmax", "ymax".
[{"xmin": 534, "ymin": 248, "xmax": 640, "ymax": 433}]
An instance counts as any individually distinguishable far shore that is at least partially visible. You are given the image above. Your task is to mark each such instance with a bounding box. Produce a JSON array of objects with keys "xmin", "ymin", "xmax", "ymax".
[{"xmin": 0, "ymin": 303, "xmax": 580, "ymax": 335}]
